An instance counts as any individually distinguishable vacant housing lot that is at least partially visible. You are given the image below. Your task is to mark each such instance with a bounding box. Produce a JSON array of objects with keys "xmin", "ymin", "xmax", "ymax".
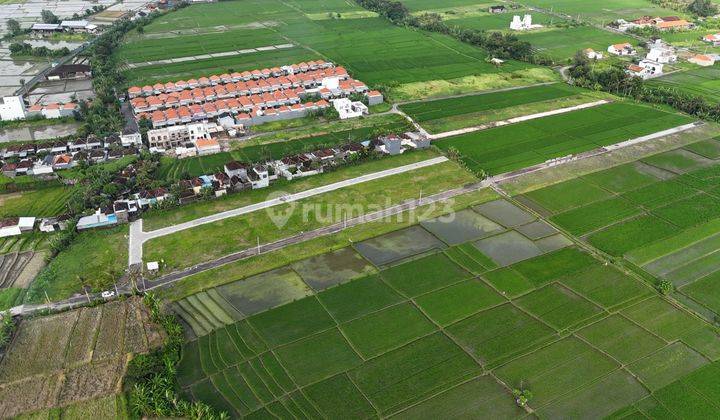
[
  {"xmin": 649, "ymin": 66, "xmax": 720, "ymax": 104},
  {"xmin": 434, "ymin": 102, "xmax": 693, "ymax": 175}
]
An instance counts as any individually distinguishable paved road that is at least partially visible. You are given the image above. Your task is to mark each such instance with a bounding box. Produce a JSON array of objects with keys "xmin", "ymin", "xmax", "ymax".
[{"xmin": 128, "ymin": 156, "xmax": 449, "ymax": 265}]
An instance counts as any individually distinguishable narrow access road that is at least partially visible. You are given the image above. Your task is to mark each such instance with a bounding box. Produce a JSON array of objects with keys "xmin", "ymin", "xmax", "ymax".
[{"xmin": 128, "ymin": 156, "xmax": 449, "ymax": 265}]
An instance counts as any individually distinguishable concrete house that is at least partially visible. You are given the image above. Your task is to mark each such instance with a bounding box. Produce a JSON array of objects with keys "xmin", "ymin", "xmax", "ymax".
[{"xmin": 607, "ymin": 43, "xmax": 636, "ymax": 56}]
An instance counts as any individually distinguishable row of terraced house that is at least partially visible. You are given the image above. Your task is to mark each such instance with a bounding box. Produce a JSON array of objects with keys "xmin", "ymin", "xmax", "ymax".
[{"xmin": 127, "ymin": 60, "xmax": 383, "ymax": 130}]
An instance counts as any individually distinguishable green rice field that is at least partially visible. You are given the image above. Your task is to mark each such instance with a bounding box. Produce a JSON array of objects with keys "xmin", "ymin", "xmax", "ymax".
[
  {"xmin": 648, "ymin": 66, "xmax": 720, "ymax": 105},
  {"xmin": 434, "ymin": 101, "xmax": 694, "ymax": 175},
  {"xmin": 0, "ymin": 187, "xmax": 72, "ymax": 218},
  {"xmin": 399, "ymin": 83, "xmax": 600, "ymax": 133},
  {"xmin": 119, "ymin": 0, "xmax": 535, "ymax": 91},
  {"xmin": 173, "ymin": 194, "xmax": 720, "ymax": 418},
  {"xmin": 519, "ymin": 138, "xmax": 720, "ymax": 336}
]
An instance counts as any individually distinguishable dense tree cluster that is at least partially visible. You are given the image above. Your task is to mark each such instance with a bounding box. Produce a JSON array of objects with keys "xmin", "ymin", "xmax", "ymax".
[
  {"xmin": 688, "ymin": 0, "xmax": 718, "ymax": 16},
  {"xmin": 9, "ymin": 42, "xmax": 70, "ymax": 57}
]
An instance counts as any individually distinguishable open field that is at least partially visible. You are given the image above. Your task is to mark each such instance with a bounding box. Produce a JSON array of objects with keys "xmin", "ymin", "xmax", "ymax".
[
  {"xmin": 520, "ymin": 0, "xmax": 685, "ymax": 25},
  {"xmin": 434, "ymin": 101, "xmax": 693, "ymax": 175},
  {"xmin": 517, "ymin": 25, "xmax": 637, "ymax": 62},
  {"xmin": 399, "ymin": 83, "xmax": 605, "ymax": 133},
  {"xmin": 119, "ymin": 0, "xmax": 551, "ymax": 98},
  {"xmin": 648, "ymin": 66, "xmax": 720, "ymax": 105},
  {"xmin": 25, "ymin": 225, "xmax": 129, "ymax": 303},
  {"xmin": 143, "ymin": 153, "xmax": 476, "ymax": 270},
  {"xmin": 0, "ymin": 187, "xmax": 72, "ymax": 218},
  {"xmin": 0, "ymin": 298, "xmax": 164, "ymax": 418}
]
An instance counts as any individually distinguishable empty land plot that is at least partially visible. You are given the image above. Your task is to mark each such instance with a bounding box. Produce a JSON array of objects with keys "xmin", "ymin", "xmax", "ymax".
[
  {"xmin": 0, "ymin": 187, "xmax": 72, "ymax": 218},
  {"xmin": 420, "ymin": 208, "xmax": 504, "ymax": 245},
  {"xmin": 473, "ymin": 231, "xmax": 545, "ymax": 267},
  {"xmin": 399, "ymin": 84, "xmax": 590, "ymax": 133},
  {"xmin": 291, "ymin": 247, "xmax": 376, "ymax": 291},
  {"xmin": 122, "ymin": 0, "xmax": 537, "ymax": 92},
  {"xmin": 216, "ymin": 267, "xmax": 312, "ymax": 318},
  {"xmin": 516, "ymin": 26, "xmax": 637, "ymax": 61},
  {"xmin": 495, "ymin": 337, "xmax": 618, "ymax": 408},
  {"xmin": 473, "ymin": 199, "xmax": 536, "ymax": 227},
  {"xmin": 354, "ymin": 225, "xmax": 447, "ymax": 267},
  {"xmin": 515, "ymin": 220, "xmax": 558, "ymax": 240},
  {"xmin": 145, "ymin": 159, "xmax": 471, "ymax": 270},
  {"xmin": 434, "ymin": 102, "xmax": 693, "ymax": 175},
  {"xmin": 447, "ymin": 303, "xmax": 556, "ymax": 367}
]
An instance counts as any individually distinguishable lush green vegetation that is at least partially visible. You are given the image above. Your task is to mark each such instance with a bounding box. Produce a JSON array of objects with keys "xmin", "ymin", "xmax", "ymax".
[
  {"xmin": 399, "ymin": 83, "xmax": 599, "ymax": 133},
  {"xmin": 435, "ymin": 101, "xmax": 693, "ymax": 175}
]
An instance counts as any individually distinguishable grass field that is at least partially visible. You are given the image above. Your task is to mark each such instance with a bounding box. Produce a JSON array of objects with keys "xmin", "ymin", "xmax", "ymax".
[
  {"xmin": 649, "ymin": 66, "xmax": 720, "ymax": 104},
  {"xmin": 0, "ymin": 187, "xmax": 72, "ymax": 218},
  {"xmin": 434, "ymin": 101, "xmax": 693, "ymax": 175},
  {"xmin": 399, "ymin": 83, "xmax": 604, "ymax": 133},
  {"xmin": 25, "ymin": 226, "xmax": 129, "ymax": 303},
  {"xmin": 118, "ymin": 0, "xmax": 549, "ymax": 98}
]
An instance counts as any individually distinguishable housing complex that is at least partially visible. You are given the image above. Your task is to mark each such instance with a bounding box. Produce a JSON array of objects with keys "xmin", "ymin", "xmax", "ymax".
[{"xmin": 127, "ymin": 60, "xmax": 383, "ymax": 132}]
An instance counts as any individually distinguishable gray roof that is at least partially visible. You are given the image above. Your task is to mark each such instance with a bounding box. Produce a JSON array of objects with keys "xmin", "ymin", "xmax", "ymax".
[{"xmin": 31, "ymin": 23, "xmax": 61, "ymax": 30}]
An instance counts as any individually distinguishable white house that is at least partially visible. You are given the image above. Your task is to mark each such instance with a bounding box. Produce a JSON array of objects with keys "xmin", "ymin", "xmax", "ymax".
[
  {"xmin": 0, "ymin": 217, "xmax": 35, "ymax": 238},
  {"xmin": 645, "ymin": 40, "xmax": 676, "ymax": 63},
  {"xmin": 120, "ymin": 131, "xmax": 142, "ymax": 147},
  {"xmin": 607, "ymin": 43, "xmax": 636, "ymax": 56},
  {"xmin": 584, "ymin": 48, "xmax": 603, "ymax": 60},
  {"xmin": 333, "ymin": 98, "xmax": 368, "ymax": 120},
  {"xmin": 0, "ymin": 96, "xmax": 26, "ymax": 121},
  {"xmin": 627, "ymin": 60, "xmax": 664, "ymax": 79},
  {"xmin": 510, "ymin": 14, "xmax": 542, "ymax": 31}
]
